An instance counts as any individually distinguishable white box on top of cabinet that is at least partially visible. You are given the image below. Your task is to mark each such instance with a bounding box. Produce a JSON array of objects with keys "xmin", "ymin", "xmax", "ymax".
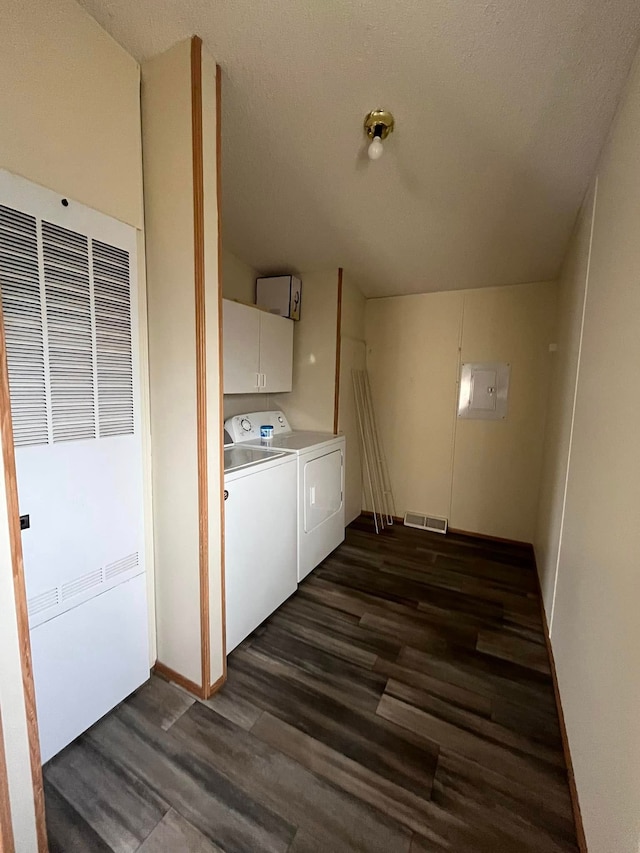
[{"xmin": 223, "ymin": 299, "xmax": 293, "ymax": 394}]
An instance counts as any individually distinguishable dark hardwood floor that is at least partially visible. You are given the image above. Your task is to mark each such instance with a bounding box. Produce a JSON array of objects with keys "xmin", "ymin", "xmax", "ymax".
[{"xmin": 44, "ymin": 517, "xmax": 579, "ymax": 852}]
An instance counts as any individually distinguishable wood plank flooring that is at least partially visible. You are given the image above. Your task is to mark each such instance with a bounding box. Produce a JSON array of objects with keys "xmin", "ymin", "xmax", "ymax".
[{"xmin": 44, "ymin": 516, "xmax": 578, "ymax": 852}]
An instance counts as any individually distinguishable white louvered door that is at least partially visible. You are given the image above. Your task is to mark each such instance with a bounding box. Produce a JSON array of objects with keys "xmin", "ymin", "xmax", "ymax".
[{"xmin": 0, "ymin": 170, "xmax": 148, "ymax": 762}]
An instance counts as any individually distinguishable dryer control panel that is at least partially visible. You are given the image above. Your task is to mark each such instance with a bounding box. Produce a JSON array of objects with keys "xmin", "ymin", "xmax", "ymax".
[{"xmin": 224, "ymin": 411, "xmax": 291, "ymax": 443}]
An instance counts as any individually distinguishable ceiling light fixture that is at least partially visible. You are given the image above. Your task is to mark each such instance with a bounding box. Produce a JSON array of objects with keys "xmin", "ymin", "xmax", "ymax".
[{"xmin": 364, "ymin": 109, "xmax": 395, "ymax": 161}]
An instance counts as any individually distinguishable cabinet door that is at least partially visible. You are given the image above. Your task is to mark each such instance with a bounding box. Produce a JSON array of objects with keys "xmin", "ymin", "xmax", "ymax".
[
  {"xmin": 259, "ymin": 312, "xmax": 293, "ymax": 393},
  {"xmin": 223, "ymin": 300, "xmax": 260, "ymax": 393}
]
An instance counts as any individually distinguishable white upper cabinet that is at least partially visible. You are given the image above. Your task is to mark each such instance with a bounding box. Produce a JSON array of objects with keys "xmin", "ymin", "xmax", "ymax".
[
  {"xmin": 223, "ymin": 299, "xmax": 293, "ymax": 394},
  {"xmin": 223, "ymin": 300, "xmax": 261, "ymax": 393},
  {"xmin": 259, "ymin": 311, "xmax": 293, "ymax": 392}
]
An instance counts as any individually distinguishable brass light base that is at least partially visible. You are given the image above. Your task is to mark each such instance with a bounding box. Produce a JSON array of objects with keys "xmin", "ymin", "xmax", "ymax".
[{"xmin": 364, "ymin": 109, "xmax": 395, "ymax": 140}]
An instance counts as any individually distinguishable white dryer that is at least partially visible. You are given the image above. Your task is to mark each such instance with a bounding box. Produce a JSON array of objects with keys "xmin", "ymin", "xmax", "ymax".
[{"xmin": 224, "ymin": 411, "xmax": 345, "ymax": 581}]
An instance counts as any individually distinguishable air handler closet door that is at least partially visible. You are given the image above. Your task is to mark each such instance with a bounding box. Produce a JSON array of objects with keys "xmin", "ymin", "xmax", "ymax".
[{"xmin": 0, "ymin": 170, "xmax": 148, "ymax": 763}]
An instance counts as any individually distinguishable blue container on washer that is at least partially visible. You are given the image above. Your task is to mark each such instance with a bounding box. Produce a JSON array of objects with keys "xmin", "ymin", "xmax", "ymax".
[{"xmin": 260, "ymin": 424, "xmax": 274, "ymax": 440}]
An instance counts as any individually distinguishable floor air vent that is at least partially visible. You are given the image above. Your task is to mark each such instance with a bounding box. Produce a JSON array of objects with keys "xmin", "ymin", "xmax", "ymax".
[{"xmin": 404, "ymin": 511, "xmax": 448, "ymax": 534}]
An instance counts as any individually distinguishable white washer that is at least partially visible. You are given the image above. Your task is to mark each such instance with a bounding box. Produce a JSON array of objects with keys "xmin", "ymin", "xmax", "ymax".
[
  {"xmin": 224, "ymin": 440, "xmax": 297, "ymax": 652},
  {"xmin": 224, "ymin": 411, "xmax": 345, "ymax": 581}
]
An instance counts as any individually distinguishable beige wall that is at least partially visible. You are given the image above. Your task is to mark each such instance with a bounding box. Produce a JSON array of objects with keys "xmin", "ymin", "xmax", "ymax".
[
  {"xmin": 222, "ymin": 248, "xmax": 257, "ymax": 303},
  {"xmin": 223, "ymin": 393, "xmax": 272, "ymax": 420},
  {"xmin": 341, "ymin": 272, "xmax": 366, "ymax": 343},
  {"xmin": 142, "ymin": 41, "xmax": 202, "ymax": 685},
  {"xmin": 0, "ymin": 1, "xmax": 150, "ymax": 844},
  {"xmin": 143, "ymin": 39, "xmax": 223, "ymax": 689},
  {"xmin": 366, "ymin": 292, "xmax": 463, "ymax": 522},
  {"xmin": 535, "ymin": 187, "xmax": 595, "ymax": 610},
  {"xmin": 452, "ymin": 282, "xmax": 557, "ymax": 541},
  {"xmin": 338, "ymin": 273, "xmax": 367, "ymax": 524},
  {"xmin": 201, "ymin": 50, "xmax": 225, "ymax": 686},
  {"xmin": 273, "ymin": 269, "xmax": 339, "ymax": 431},
  {"xmin": 366, "ymin": 282, "xmax": 556, "ymax": 541},
  {"xmin": 534, "ymin": 45, "xmax": 640, "ymax": 853},
  {"xmin": 1, "ymin": 0, "xmax": 143, "ymax": 230}
]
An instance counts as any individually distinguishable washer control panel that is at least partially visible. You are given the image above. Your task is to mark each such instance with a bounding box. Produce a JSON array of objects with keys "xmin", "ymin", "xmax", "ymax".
[{"xmin": 224, "ymin": 411, "xmax": 291, "ymax": 443}]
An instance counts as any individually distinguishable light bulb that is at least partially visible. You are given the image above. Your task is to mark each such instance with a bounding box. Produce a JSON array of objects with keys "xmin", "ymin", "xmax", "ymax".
[{"xmin": 368, "ymin": 136, "xmax": 384, "ymax": 160}]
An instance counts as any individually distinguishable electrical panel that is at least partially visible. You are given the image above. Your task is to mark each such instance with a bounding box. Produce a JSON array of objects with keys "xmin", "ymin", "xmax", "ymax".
[{"xmin": 458, "ymin": 362, "xmax": 510, "ymax": 420}]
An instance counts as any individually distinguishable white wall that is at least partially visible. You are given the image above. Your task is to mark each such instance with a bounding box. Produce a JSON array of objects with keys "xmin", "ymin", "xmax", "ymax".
[
  {"xmin": 366, "ymin": 282, "xmax": 556, "ymax": 541},
  {"xmin": 223, "ymin": 393, "xmax": 272, "ymax": 420},
  {"xmin": 222, "ymin": 248, "xmax": 257, "ymax": 303},
  {"xmin": 0, "ymin": 483, "xmax": 37, "ymax": 850},
  {"xmin": 273, "ymin": 269, "xmax": 339, "ymax": 431},
  {"xmin": 143, "ymin": 39, "xmax": 223, "ymax": 691},
  {"xmin": 201, "ymin": 49, "xmax": 225, "ymax": 688},
  {"xmin": 0, "ymin": 0, "xmax": 150, "ymax": 845},
  {"xmin": 534, "ymin": 45, "xmax": 640, "ymax": 853},
  {"xmin": 535, "ymin": 186, "xmax": 595, "ymax": 610},
  {"xmin": 142, "ymin": 41, "xmax": 202, "ymax": 686},
  {"xmin": 338, "ymin": 273, "xmax": 366, "ymax": 524}
]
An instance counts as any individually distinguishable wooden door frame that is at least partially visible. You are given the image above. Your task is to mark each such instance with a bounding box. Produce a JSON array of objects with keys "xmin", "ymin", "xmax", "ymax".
[
  {"xmin": 333, "ymin": 268, "xmax": 343, "ymax": 434},
  {"xmin": 0, "ymin": 300, "xmax": 48, "ymax": 851}
]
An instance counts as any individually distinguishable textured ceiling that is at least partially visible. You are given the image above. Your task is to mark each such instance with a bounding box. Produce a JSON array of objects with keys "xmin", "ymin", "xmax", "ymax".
[{"xmin": 78, "ymin": 0, "xmax": 640, "ymax": 296}]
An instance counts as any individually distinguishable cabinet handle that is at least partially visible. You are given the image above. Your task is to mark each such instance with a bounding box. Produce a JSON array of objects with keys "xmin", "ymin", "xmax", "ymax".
[
  {"xmin": 256, "ymin": 373, "xmax": 261, "ymax": 389},
  {"xmin": 262, "ymin": 373, "xmax": 267, "ymax": 388}
]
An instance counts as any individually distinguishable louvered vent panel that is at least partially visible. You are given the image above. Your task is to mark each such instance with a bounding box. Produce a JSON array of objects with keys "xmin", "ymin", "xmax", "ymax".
[
  {"xmin": 404, "ymin": 511, "xmax": 448, "ymax": 534},
  {"xmin": 0, "ymin": 205, "xmax": 48, "ymax": 447},
  {"xmin": 104, "ymin": 552, "xmax": 139, "ymax": 580},
  {"xmin": 42, "ymin": 221, "xmax": 95, "ymax": 443},
  {"xmin": 27, "ymin": 587, "xmax": 59, "ymax": 617},
  {"xmin": 93, "ymin": 240, "xmax": 134, "ymax": 437},
  {"xmin": 60, "ymin": 568, "xmax": 103, "ymax": 601}
]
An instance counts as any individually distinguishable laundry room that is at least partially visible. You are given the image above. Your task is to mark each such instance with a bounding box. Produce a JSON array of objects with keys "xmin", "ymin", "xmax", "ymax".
[
  {"xmin": 219, "ymin": 264, "xmax": 354, "ymax": 652},
  {"xmin": 2, "ymin": 3, "xmax": 640, "ymax": 852}
]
